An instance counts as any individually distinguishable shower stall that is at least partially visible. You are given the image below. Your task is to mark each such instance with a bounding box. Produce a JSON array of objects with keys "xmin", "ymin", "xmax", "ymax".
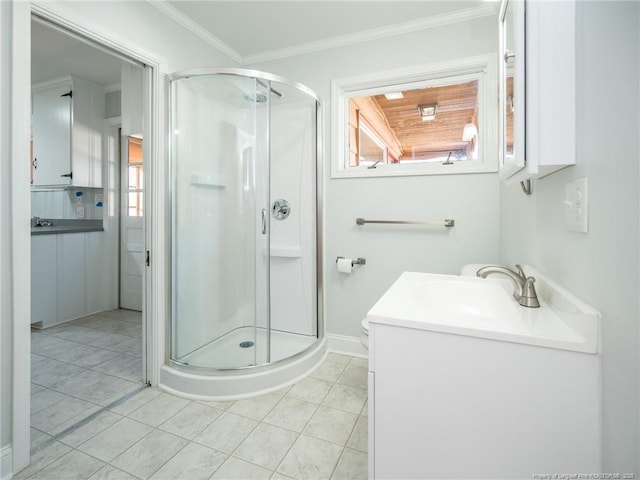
[{"xmin": 162, "ymin": 68, "xmax": 324, "ymax": 398}]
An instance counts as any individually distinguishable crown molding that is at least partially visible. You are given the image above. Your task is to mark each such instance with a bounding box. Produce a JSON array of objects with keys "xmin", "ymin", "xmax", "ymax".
[
  {"xmin": 243, "ymin": 4, "xmax": 498, "ymax": 65},
  {"xmin": 147, "ymin": 2, "xmax": 497, "ymax": 66},
  {"xmin": 146, "ymin": 1, "xmax": 243, "ymax": 65}
]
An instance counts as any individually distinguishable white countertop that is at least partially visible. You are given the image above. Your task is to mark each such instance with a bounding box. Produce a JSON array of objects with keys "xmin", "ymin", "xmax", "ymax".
[{"xmin": 366, "ymin": 269, "xmax": 600, "ymax": 354}]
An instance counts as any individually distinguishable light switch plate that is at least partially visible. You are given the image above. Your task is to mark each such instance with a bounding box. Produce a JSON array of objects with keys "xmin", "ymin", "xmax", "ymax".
[{"xmin": 565, "ymin": 177, "xmax": 588, "ymax": 233}]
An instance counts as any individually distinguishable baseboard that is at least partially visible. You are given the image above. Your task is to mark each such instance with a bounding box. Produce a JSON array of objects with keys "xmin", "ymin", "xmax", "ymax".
[
  {"xmin": 326, "ymin": 333, "xmax": 368, "ymax": 358},
  {"xmin": 1, "ymin": 445, "xmax": 12, "ymax": 480}
]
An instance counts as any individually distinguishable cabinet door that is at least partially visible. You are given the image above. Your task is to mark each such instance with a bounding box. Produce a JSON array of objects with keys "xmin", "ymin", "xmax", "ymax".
[
  {"xmin": 32, "ymin": 84, "xmax": 72, "ymax": 186},
  {"xmin": 57, "ymin": 233, "xmax": 86, "ymax": 322},
  {"xmin": 31, "ymin": 235, "xmax": 58, "ymax": 327}
]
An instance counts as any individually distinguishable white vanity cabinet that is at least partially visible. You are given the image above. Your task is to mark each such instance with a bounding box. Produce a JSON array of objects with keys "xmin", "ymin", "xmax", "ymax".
[
  {"xmin": 32, "ymin": 76, "xmax": 105, "ymax": 187},
  {"xmin": 368, "ymin": 323, "xmax": 601, "ymax": 479},
  {"xmin": 499, "ymin": 0, "xmax": 576, "ymax": 180},
  {"xmin": 366, "ymin": 270, "xmax": 601, "ymax": 479}
]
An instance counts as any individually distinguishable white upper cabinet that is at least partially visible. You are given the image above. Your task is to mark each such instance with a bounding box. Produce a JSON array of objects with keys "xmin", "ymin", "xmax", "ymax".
[
  {"xmin": 499, "ymin": 0, "xmax": 576, "ymax": 180},
  {"xmin": 32, "ymin": 76, "xmax": 105, "ymax": 187}
]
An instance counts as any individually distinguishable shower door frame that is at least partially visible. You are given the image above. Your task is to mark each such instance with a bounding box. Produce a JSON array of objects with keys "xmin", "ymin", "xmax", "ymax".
[{"xmin": 167, "ymin": 67, "xmax": 324, "ymax": 374}]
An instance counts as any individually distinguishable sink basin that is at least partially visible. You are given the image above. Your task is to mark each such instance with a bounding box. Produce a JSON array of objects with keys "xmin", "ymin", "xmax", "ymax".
[
  {"xmin": 413, "ymin": 276, "xmax": 519, "ymax": 323},
  {"xmin": 366, "ymin": 270, "xmax": 600, "ymax": 353}
]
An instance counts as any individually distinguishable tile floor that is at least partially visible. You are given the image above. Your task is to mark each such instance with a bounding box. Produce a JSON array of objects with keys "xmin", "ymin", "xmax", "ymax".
[{"xmin": 23, "ymin": 310, "xmax": 368, "ymax": 479}]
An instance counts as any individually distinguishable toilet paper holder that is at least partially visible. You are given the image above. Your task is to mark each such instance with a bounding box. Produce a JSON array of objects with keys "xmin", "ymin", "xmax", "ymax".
[{"xmin": 336, "ymin": 256, "xmax": 366, "ymax": 267}]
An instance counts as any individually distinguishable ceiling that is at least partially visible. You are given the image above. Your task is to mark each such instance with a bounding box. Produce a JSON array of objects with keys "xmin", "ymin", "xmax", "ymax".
[
  {"xmin": 159, "ymin": 0, "xmax": 494, "ymax": 63},
  {"xmin": 31, "ymin": 19, "xmax": 124, "ymax": 86},
  {"xmin": 31, "ymin": 1, "xmax": 496, "ymax": 86}
]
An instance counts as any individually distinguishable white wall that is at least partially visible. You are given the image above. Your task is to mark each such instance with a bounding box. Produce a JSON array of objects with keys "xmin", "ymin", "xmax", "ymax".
[
  {"xmin": 249, "ymin": 15, "xmax": 501, "ymax": 338},
  {"xmin": 31, "ymin": 187, "xmax": 104, "ymax": 219},
  {"xmin": 500, "ymin": 2, "xmax": 640, "ymax": 472}
]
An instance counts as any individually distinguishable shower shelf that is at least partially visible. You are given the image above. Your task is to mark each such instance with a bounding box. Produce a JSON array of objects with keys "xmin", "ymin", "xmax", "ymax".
[{"xmin": 189, "ymin": 174, "xmax": 227, "ymax": 188}]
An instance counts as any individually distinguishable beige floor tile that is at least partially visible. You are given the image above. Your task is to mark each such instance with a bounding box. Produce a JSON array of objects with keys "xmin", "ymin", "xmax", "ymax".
[
  {"xmin": 159, "ymin": 402, "xmax": 223, "ymax": 439},
  {"xmin": 77, "ymin": 417, "xmax": 153, "ymax": 462},
  {"xmin": 56, "ymin": 410, "xmax": 122, "ymax": 447},
  {"xmin": 196, "ymin": 398, "xmax": 236, "ymax": 410},
  {"xmin": 336, "ymin": 366, "xmax": 368, "ymax": 389},
  {"xmin": 270, "ymin": 472, "xmax": 296, "ymax": 480},
  {"xmin": 91, "ymin": 354, "xmax": 142, "ymax": 383},
  {"xmin": 234, "ymin": 423, "xmax": 298, "ymax": 470},
  {"xmin": 276, "ymin": 434, "xmax": 343, "ymax": 480},
  {"xmin": 348, "ymin": 357, "xmax": 368, "ymax": 369},
  {"xmin": 111, "ymin": 429, "xmax": 188, "ymax": 479},
  {"xmin": 127, "ymin": 392, "xmax": 191, "ymax": 427},
  {"xmin": 346, "ymin": 416, "xmax": 367, "ymax": 453},
  {"xmin": 32, "ymin": 359, "xmax": 84, "ymax": 387},
  {"xmin": 326, "ymin": 353, "xmax": 352, "ymax": 365},
  {"xmin": 87, "ymin": 332, "xmax": 141, "ymax": 355},
  {"xmin": 149, "ymin": 442, "xmax": 227, "ymax": 480},
  {"xmin": 310, "ymin": 360, "xmax": 348, "ymax": 383},
  {"xmin": 228, "ymin": 392, "xmax": 282, "ymax": 421},
  {"xmin": 30, "ymin": 388, "xmax": 68, "ymax": 414},
  {"xmin": 211, "ymin": 457, "xmax": 272, "ymax": 480},
  {"xmin": 88, "ymin": 464, "xmax": 139, "ymax": 480},
  {"xmin": 28, "ymin": 449, "xmax": 105, "ymax": 480},
  {"xmin": 110, "ymin": 387, "xmax": 161, "ymax": 415},
  {"xmin": 331, "ymin": 448, "xmax": 367, "ymax": 480},
  {"xmin": 287, "ymin": 377, "xmax": 333, "ymax": 404},
  {"xmin": 322, "ymin": 383, "xmax": 367, "ymax": 415},
  {"xmin": 50, "ymin": 369, "xmax": 141, "ymax": 406},
  {"xmin": 194, "ymin": 411, "xmax": 258, "ymax": 454},
  {"xmin": 303, "ymin": 406, "xmax": 358, "ymax": 446},
  {"xmin": 263, "ymin": 396, "xmax": 319, "ymax": 433},
  {"xmin": 41, "ymin": 324, "xmax": 108, "ymax": 345},
  {"xmin": 13, "ymin": 440, "xmax": 72, "ymax": 480},
  {"xmin": 31, "ymin": 395, "xmax": 98, "ymax": 433}
]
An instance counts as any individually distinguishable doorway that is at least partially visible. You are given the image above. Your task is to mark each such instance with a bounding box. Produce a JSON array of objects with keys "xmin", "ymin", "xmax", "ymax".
[{"xmin": 26, "ymin": 13, "xmax": 153, "ymax": 469}]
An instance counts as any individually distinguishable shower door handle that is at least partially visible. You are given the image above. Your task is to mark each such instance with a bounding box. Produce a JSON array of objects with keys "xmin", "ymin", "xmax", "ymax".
[{"xmin": 261, "ymin": 209, "xmax": 267, "ymax": 235}]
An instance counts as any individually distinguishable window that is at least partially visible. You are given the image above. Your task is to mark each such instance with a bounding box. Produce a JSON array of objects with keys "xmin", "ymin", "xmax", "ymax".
[
  {"xmin": 331, "ymin": 55, "xmax": 498, "ymax": 178},
  {"xmin": 126, "ymin": 137, "xmax": 143, "ymax": 216}
]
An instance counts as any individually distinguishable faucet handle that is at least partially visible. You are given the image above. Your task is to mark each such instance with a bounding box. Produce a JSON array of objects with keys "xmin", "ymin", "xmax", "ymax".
[
  {"xmin": 515, "ymin": 264, "xmax": 527, "ymax": 279},
  {"xmin": 520, "ymin": 276, "xmax": 541, "ymax": 308}
]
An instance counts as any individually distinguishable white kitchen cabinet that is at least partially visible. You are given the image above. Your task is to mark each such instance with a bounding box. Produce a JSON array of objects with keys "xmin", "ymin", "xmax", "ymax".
[
  {"xmin": 31, "ymin": 235, "xmax": 58, "ymax": 327},
  {"xmin": 32, "ymin": 76, "xmax": 105, "ymax": 187},
  {"xmin": 57, "ymin": 233, "xmax": 86, "ymax": 322},
  {"xmin": 499, "ymin": 0, "xmax": 576, "ymax": 180},
  {"xmin": 31, "ymin": 231, "xmax": 114, "ymax": 328}
]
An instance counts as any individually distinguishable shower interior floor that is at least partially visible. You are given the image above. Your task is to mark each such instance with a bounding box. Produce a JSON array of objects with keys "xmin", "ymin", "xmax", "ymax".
[{"xmin": 179, "ymin": 326, "xmax": 317, "ymax": 369}]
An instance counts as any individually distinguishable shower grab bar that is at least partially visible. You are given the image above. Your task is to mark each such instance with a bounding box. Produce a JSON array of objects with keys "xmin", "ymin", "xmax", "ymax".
[{"xmin": 356, "ymin": 217, "xmax": 455, "ymax": 228}]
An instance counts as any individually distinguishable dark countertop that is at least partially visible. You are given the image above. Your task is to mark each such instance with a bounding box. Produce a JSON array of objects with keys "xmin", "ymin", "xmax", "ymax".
[{"xmin": 31, "ymin": 219, "xmax": 104, "ymax": 236}]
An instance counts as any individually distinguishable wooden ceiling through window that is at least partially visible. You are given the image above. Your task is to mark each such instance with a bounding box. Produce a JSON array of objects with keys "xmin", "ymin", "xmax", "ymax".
[{"xmin": 372, "ymin": 80, "xmax": 479, "ymax": 160}]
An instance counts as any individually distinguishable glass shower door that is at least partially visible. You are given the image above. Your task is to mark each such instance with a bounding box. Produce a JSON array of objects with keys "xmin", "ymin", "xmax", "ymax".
[{"xmin": 170, "ymin": 73, "xmax": 270, "ymax": 369}]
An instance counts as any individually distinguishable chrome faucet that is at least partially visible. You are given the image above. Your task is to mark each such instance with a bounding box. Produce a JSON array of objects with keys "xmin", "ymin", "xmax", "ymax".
[{"xmin": 476, "ymin": 264, "xmax": 540, "ymax": 308}]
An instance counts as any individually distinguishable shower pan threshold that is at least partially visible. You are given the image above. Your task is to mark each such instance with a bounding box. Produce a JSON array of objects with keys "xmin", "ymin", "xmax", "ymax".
[{"xmin": 161, "ymin": 336, "xmax": 327, "ymax": 400}]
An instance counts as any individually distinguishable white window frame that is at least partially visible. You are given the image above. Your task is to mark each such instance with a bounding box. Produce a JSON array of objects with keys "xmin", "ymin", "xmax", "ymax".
[{"xmin": 330, "ymin": 55, "xmax": 498, "ymax": 179}]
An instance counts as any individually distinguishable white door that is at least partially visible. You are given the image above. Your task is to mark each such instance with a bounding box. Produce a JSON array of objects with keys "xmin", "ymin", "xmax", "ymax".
[{"xmin": 120, "ymin": 136, "xmax": 144, "ymax": 311}]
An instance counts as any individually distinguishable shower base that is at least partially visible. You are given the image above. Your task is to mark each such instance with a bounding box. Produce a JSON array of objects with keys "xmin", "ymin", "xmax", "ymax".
[
  {"xmin": 178, "ymin": 326, "xmax": 317, "ymax": 370},
  {"xmin": 160, "ymin": 332, "xmax": 326, "ymax": 400}
]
